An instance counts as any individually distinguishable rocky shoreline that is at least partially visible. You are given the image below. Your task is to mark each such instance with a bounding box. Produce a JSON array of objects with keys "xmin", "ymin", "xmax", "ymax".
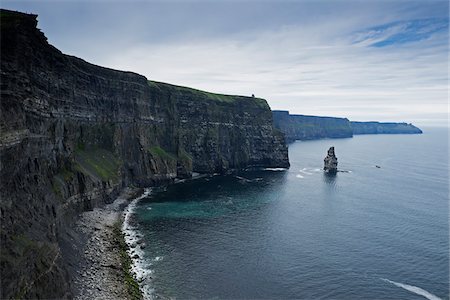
[
  {"xmin": 68, "ymin": 188, "xmax": 143, "ymax": 300},
  {"xmin": 1, "ymin": 10, "xmax": 289, "ymax": 298}
]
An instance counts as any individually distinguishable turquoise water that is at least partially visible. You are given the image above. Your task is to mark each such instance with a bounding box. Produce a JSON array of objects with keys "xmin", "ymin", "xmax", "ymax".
[{"xmin": 128, "ymin": 128, "xmax": 449, "ymax": 299}]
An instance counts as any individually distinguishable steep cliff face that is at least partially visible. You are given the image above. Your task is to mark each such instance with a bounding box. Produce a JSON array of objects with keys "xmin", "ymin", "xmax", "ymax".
[
  {"xmin": 350, "ymin": 121, "xmax": 423, "ymax": 134},
  {"xmin": 0, "ymin": 10, "xmax": 289, "ymax": 299},
  {"xmin": 147, "ymin": 81, "xmax": 289, "ymax": 173},
  {"xmin": 273, "ymin": 111, "xmax": 422, "ymax": 142},
  {"xmin": 272, "ymin": 110, "xmax": 353, "ymax": 142}
]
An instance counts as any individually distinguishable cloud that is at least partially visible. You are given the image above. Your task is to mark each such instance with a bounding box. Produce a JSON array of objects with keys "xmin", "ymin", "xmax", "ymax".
[
  {"xmin": 353, "ymin": 18, "xmax": 448, "ymax": 47},
  {"xmin": 98, "ymin": 14, "xmax": 447, "ymax": 126},
  {"xmin": 2, "ymin": 0, "xmax": 448, "ymax": 126}
]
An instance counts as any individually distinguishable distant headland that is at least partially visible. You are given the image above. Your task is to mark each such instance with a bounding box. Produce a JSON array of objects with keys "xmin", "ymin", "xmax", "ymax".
[
  {"xmin": 0, "ymin": 8, "xmax": 424, "ymax": 300},
  {"xmin": 272, "ymin": 110, "xmax": 422, "ymax": 142}
]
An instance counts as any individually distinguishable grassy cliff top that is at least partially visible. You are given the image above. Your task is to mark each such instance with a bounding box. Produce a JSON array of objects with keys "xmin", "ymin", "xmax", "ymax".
[
  {"xmin": 0, "ymin": 9, "xmax": 36, "ymax": 18},
  {"xmin": 1, "ymin": 9, "xmax": 270, "ymax": 111},
  {"xmin": 1, "ymin": 9, "xmax": 37, "ymax": 27},
  {"xmin": 148, "ymin": 80, "xmax": 270, "ymax": 109}
]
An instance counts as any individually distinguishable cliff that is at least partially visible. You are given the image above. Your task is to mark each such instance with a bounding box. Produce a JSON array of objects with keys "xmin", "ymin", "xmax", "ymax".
[
  {"xmin": 273, "ymin": 111, "xmax": 422, "ymax": 142},
  {"xmin": 350, "ymin": 121, "xmax": 423, "ymax": 134},
  {"xmin": 272, "ymin": 110, "xmax": 353, "ymax": 142},
  {"xmin": 0, "ymin": 9, "xmax": 289, "ymax": 299}
]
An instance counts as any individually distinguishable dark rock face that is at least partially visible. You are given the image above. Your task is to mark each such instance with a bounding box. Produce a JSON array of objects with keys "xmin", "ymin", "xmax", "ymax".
[
  {"xmin": 272, "ymin": 111, "xmax": 422, "ymax": 143},
  {"xmin": 272, "ymin": 110, "xmax": 353, "ymax": 142},
  {"xmin": 324, "ymin": 147, "xmax": 338, "ymax": 173},
  {"xmin": 0, "ymin": 10, "xmax": 289, "ymax": 299},
  {"xmin": 350, "ymin": 121, "xmax": 423, "ymax": 134}
]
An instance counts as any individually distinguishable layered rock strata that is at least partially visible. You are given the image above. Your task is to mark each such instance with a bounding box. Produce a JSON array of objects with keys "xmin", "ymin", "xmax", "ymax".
[
  {"xmin": 0, "ymin": 9, "xmax": 289, "ymax": 299},
  {"xmin": 350, "ymin": 121, "xmax": 423, "ymax": 134},
  {"xmin": 272, "ymin": 110, "xmax": 353, "ymax": 142},
  {"xmin": 272, "ymin": 110, "xmax": 422, "ymax": 142}
]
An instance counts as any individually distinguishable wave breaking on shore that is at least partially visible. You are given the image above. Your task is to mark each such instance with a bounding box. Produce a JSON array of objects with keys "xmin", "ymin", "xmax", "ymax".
[{"xmin": 122, "ymin": 188, "xmax": 153, "ymax": 299}]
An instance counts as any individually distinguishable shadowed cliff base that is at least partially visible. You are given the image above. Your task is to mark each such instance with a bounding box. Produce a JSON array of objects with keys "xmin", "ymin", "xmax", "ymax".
[
  {"xmin": 0, "ymin": 9, "xmax": 288, "ymax": 299},
  {"xmin": 61, "ymin": 188, "xmax": 143, "ymax": 300}
]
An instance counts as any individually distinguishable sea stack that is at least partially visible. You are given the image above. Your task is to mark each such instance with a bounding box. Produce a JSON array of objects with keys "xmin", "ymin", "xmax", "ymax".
[{"xmin": 324, "ymin": 147, "xmax": 338, "ymax": 173}]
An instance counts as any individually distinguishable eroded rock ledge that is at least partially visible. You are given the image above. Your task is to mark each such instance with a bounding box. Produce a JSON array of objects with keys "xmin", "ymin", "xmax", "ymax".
[{"xmin": 0, "ymin": 9, "xmax": 289, "ymax": 299}]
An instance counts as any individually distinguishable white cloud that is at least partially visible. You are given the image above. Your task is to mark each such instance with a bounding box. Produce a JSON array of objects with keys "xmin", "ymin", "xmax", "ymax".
[
  {"xmin": 4, "ymin": 0, "xmax": 447, "ymax": 126},
  {"xmin": 96, "ymin": 16, "xmax": 447, "ymax": 127}
]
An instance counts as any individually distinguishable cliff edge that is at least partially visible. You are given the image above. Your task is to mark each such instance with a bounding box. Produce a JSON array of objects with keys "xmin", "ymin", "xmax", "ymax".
[
  {"xmin": 350, "ymin": 121, "xmax": 423, "ymax": 135},
  {"xmin": 272, "ymin": 110, "xmax": 353, "ymax": 142},
  {"xmin": 0, "ymin": 9, "xmax": 289, "ymax": 299},
  {"xmin": 273, "ymin": 110, "xmax": 422, "ymax": 142}
]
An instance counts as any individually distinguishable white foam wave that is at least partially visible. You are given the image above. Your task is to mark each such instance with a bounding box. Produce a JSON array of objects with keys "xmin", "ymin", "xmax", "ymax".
[
  {"xmin": 296, "ymin": 174, "xmax": 304, "ymax": 178},
  {"xmin": 122, "ymin": 188, "xmax": 154, "ymax": 299},
  {"xmin": 235, "ymin": 175, "xmax": 264, "ymax": 183},
  {"xmin": 263, "ymin": 168, "xmax": 288, "ymax": 171},
  {"xmin": 299, "ymin": 169, "xmax": 313, "ymax": 175},
  {"xmin": 235, "ymin": 175, "xmax": 251, "ymax": 182},
  {"xmin": 381, "ymin": 278, "xmax": 442, "ymax": 300}
]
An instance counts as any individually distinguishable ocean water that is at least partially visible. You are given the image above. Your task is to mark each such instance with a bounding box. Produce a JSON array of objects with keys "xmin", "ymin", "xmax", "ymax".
[{"xmin": 124, "ymin": 128, "xmax": 449, "ymax": 299}]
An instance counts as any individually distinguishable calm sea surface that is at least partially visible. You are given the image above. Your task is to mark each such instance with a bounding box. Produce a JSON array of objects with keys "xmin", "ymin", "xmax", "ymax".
[{"xmin": 125, "ymin": 128, "xmax": 449, "ymax": 299}]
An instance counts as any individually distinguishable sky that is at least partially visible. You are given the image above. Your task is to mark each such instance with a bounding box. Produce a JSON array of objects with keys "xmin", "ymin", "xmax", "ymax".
[{"xmin": 3, "ymin": 0, "xmax": 449, "ymax": 127}]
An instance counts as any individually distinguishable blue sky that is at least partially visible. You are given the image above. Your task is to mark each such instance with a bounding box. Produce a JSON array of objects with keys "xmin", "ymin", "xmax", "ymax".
[{"xmin": 2, "ymin": 0, "xmax": 449, "ymax": 126}]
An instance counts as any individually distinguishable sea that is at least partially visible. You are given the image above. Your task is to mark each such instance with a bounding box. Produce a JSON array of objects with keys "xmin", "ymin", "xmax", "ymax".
[{"xmin": 123, "ymin": 127, "xmax": 449, "ymax": 300}]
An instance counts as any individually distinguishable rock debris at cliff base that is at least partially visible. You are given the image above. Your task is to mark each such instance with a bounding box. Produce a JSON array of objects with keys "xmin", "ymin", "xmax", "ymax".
[{"xmin": 0, "ymin": 9, "xmax": 289, "ymax": 298}]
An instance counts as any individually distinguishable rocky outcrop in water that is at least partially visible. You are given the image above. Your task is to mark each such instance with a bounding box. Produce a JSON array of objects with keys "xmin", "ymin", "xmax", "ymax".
[
  {"xmin": 324, "ymin": 147, "xmax": 338, "ymax": 173},
  {"xmin": 272, "ymin": 111, "xmax": 422, "ymax": 142},
  {"xmin": 0, "ymin": 9, "xmax": 289, "ymax": 299}
]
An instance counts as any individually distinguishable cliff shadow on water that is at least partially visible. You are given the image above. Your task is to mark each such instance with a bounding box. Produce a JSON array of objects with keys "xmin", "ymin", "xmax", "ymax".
[{"xmin": 0, "ymin": 9, "xmax": 289, "ymax": 299}]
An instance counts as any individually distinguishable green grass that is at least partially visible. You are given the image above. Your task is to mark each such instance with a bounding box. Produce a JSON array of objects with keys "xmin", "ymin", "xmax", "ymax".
[
  {"xmin": 178, "ymin": 149, "xmax": 192, "ymax": 163},
  {"xmin": 51, "ymin": 166, "xmax": 75, "ymax": 199},
  {"xmin": 74, "ymin": 148, "xmax": 121, "ymax": 182},
  {"xmin": 1, "ymin": 9, "xmax": 30, "ymax": 18},
  {"xmin": 148, "ymin": 146, "xmax": 176, "ymax": 161},
  {"xmin": 76, "ymin": 141, "xmax": 85, "ymax": 152},
  {"xmin": 148, "ymin": 80, "xmax": 269, "ymax": 109},
  {"xmin": 1, "ymin": 9, "xmax": 36, "ymax": 27},
  {"xmin": 113, "ymin": 221, "xmax": 143, "ymax": 300},
  {"xmin": 60, "ymin": 167, "xmax": 74, "ymax": 181},
  {"xmin": 51, "ymin": 178, "xmax": 63, "ymax": 198},
  {"xmin": 178, "ymin": 149, "xmax": 193, "ymax": 171}
]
